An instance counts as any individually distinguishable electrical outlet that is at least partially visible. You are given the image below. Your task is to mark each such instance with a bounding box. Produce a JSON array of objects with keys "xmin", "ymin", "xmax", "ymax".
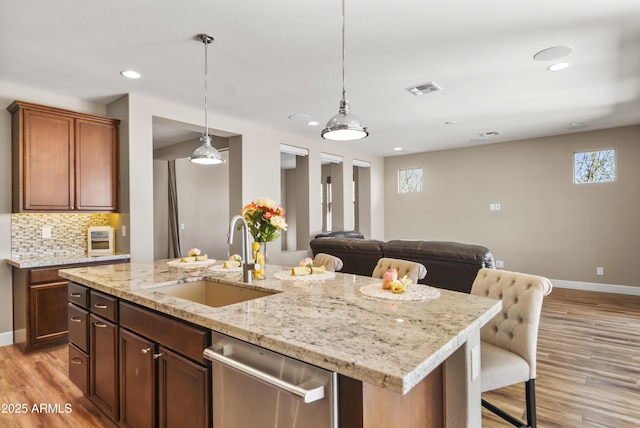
[
  {"xmin": 495, "ymin": 260, "xmax": 504, "ymax": 268},
  {"xmin": 471, "ymin": 345, "xmax": 480, "ymax": 381},
  {"xmin": 596, "ymin": 267, "xmax": 604, "ymax": 276},
  {"xmin": 122, "ymin": 225, "xmax": 127, "ymax": 237},
  {"xmin": 41, "ymin": 227, "xmax": 52, "ymax": 239}
]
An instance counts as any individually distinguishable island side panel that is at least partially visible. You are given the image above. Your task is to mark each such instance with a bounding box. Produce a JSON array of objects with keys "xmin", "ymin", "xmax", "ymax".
[
  {"xmin": 444, "ymin": 327, "xmax": 481, "ymax": 428},
  {"xmin": 339, "ymin": 365, "xmax": 444, "ymax": 428}
]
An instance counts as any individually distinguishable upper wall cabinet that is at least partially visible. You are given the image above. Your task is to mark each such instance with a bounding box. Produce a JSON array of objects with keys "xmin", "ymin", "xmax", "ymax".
[{"xmin": 8, "ymin": 101, "xmax": 120, "ymax": 212}]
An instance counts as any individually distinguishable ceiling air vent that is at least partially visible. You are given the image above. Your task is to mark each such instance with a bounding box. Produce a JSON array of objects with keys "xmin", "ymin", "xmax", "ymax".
[
  {"xmin": 479, "ymin": 131, "xmax": 502, "ymax": 138},
  {"xmin": 405, "ymin": 81, "xmax": 442, "ymax": 96}
]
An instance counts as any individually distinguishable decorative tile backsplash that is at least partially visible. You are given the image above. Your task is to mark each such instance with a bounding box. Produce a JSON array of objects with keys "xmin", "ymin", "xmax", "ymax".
[{"xmin": 11, "ymin": 213, "xmax": 110, "ymax": 259}]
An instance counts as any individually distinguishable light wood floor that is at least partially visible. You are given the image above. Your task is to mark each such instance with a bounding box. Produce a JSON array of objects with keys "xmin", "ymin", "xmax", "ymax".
[
  {"xmin": 0, "ymin": 344, "xmax": 115, "ymax": 428},
  {"xmin": 0, "ymin": 288, "xmax": 638, "ymax": 427},
  {"xmin": 482, "ymin": 287, "xmax": 640, "ymax": 428}
]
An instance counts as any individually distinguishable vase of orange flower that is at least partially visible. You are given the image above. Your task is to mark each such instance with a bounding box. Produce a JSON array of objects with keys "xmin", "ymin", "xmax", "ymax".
[{"xmin": 240, "ymin": 197, "xmax": 287, "ymax": 279}]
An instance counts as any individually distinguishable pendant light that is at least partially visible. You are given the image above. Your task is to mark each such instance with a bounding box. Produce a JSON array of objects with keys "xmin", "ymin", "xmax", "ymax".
[
  {"xmin": 321, "ymin": 0, "xmax": 368, "ymax": 141},
  {"xmin": 189, "ymin": 33, "xmax": 225, "ymax": 165}
]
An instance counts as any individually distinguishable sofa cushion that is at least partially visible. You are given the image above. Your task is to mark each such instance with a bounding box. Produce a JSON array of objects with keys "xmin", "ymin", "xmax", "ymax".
[{"xmin": 314, "ymin": 231, "xmax": 365, "ymax": 239}]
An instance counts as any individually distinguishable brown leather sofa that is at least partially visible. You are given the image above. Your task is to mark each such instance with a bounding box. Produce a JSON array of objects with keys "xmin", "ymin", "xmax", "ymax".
[{"xmin": 310, "ymin": 237, "xmax": 494, "ymax": 293}]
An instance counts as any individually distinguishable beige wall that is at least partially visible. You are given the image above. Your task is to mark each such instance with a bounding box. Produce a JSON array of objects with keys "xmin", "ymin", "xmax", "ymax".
[
  {"xmin": 384, "ymin": 126, "xmax": 640, "ymax": 287},
  {"xmin": 153, "ymin": 155, "xmax": 230, "ymax": 260}
]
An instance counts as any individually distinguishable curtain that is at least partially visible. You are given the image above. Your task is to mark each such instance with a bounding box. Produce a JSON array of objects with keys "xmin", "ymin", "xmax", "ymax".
[{"xmin": 168, "ymin": 160, "xmax": 182, "ymax": 258}]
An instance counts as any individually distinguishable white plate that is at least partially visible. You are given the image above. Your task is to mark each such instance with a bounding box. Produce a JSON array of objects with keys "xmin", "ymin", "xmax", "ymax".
[
  {"xmin": 209, "ymin": 264, "xmax": 242, "ymax": 273},
  {"xmin": 273, "ymin": 270, "xmax": 336, "ymax": 281},
  {"xmin": 167, "ymin": 259, "xmax": 216, "ymax": 268},
  {"xmin": 359, "ymin": 283, "xmax": 440, "ymax": 301}
]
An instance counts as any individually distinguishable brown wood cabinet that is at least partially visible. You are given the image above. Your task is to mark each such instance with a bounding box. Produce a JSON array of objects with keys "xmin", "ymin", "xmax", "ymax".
[
  {"xmin": 90, "ymin": 311, "xmax": 119, "ymax": 422},
  {"xmin": 67, "ymin": 285, "xmax": 211, "ymax": 427},
  {"xmin": 157, "ymin": 347, "xmax": 209, "ymax": 428},
  {"xmin": 119, "ymin": 301, "xmax": 211, "ymax": 428},
  {"xmin": 12, "ymin": 259, "xmax": 127, "ymax": 354},
  {"xmin": 7, "ymin": 100, "xmax": 119, "ymax": 212},
  {"xmin": 120, "ymin": 329, "xmax": 156, "ymax": 428}
]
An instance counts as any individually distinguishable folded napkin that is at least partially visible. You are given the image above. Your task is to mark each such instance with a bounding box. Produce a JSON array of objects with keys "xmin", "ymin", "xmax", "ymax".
[{"xmin": 291, "ymin": 265, "xmax": 327, "ymax": 276}]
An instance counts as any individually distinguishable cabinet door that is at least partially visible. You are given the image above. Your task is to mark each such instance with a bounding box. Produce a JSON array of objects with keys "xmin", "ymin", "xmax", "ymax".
[
  {"xmin": 119, "ymin": 328, "xmax": 156, "ymax": 428},
  {"xmin": 29, "ymin": 281, "xmax": 68, "ymax": 346},
  {"xmin": 68, "ymin": 303, "xmax": 89, "ymax": 353},
  {"xmin": 90, "ymin": 314, "xmax": 119, "ymax": 422},
  {"xmin": 22, "ymin": 109, "xmax": 75, "ymax": 210},
  {"xmin": 69, "ymin": 343, "xmax": 90, "ymax": 395},
  {"xmin": 158, "ymin": 347, "xmax": 210, "ymax": 428},
  {"xmin": 75, "ymin": 119, "xmax": 118, "ymax": 211}
]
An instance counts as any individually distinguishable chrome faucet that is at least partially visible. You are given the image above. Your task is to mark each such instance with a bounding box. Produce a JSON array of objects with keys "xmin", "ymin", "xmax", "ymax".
[{"xmin": 228, "ymin": 215, "xmax": 256, "ymax": 282}]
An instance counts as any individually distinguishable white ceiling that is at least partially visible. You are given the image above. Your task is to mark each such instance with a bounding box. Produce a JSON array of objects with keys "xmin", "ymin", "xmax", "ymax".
[{"xmin": 2, "ymin": 1, "xmax": 640, "ymax": 157}]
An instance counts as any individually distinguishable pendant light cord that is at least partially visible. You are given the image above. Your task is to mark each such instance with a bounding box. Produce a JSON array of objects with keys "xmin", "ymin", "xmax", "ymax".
[
  {"xmin": 341, "ymin": 0, "xmax": 346, "ymax": 103},
  {"xmin": 204, "ymin": 37, "xmax": 209, "ymax": 138}
]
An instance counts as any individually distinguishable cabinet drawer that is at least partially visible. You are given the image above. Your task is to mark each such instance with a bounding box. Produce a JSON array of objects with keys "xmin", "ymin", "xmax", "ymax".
[
  {"xmin": 90, "ymin": 290, "xmax": 117, "ymax": 322},
  {"xmin": 30, "ymin": 267, "xmax": 62, "ymax": 284},
  {"xmin": 68, "ymin": 303, "xmax": 89, "ymax": 353},
  {"xmin": 68, "ymin": 282, "xmax": 89, "ymax": 309},
  {"xmin": 69, "ymin": 343, "xmax": 89, "ymax": 395},
  {"xmin": 119, "ymin": 302, "xmax": 209, "ymax": 365}
]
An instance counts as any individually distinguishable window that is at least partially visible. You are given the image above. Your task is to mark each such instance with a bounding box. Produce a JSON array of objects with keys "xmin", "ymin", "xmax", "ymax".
[
  {"xmin": 574, "ymin": 149, "xmax": 616, "ymax": 184},
  {"xmin": 398, "ymin": 168, "xmax": 423, "ymax": 193}
]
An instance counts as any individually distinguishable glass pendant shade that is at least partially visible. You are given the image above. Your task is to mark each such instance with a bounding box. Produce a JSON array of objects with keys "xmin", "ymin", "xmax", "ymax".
[
  {"xmin": 321, "ymin": 99, "xmax": 368, "ymax": 141},
  {"xmin": 189, "ymin": 134, "xmax": 225, "ymax": 165}
]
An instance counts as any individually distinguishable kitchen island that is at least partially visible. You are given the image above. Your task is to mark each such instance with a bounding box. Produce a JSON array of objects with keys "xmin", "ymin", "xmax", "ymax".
[{"xmin": 59, "ymin": 260, "xmax": 501, "ymax": 427}]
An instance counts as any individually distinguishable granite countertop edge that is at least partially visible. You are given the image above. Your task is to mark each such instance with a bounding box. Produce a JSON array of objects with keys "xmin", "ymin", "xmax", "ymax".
[{"xmin": 5, "ymin": 253, "xmax": 131, "ymax": 268}]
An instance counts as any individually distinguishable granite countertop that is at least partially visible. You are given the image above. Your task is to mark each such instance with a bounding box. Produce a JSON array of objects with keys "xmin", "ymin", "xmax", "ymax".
[
  {"xmin": 59, "ymin": 260, "xmax": 501, "ymax": 395},
  {"xmin": 5, "ymin": 253, "xmax": 131, "ymax": 269}
]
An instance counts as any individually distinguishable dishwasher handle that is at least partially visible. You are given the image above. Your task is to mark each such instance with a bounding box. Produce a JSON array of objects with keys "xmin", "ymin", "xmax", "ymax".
[{"xmin": 203, "ymin": 346, "xmax": 325, "ymax": 404}]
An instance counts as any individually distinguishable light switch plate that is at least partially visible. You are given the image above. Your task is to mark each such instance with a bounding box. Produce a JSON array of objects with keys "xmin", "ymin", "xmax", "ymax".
[{"xmin": 42, "ymin": 227, "xmax": 52, "ymax": 239}]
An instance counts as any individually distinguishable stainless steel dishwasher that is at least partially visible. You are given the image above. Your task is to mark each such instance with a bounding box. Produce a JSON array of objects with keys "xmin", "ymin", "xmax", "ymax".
[{"xmin": 204, "ymin": 331, "xmax": 338, "ymax": 428}]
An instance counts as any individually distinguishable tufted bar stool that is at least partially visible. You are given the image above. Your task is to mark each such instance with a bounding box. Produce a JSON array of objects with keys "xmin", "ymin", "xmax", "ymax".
[
  {"xmin": 470, "ymin": 267, "xmax": 553, "ymax": 428},
  {"xmin": 312, "ymin": 253, "xmax": 344, "ymax": 272},
  {"xmin": 371, "ymin": 257, "xmax": 427, "ymax": 284}
]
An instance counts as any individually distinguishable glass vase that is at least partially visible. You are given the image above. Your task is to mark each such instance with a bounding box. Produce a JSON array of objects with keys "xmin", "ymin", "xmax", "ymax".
[{"xmin": 253, "ymin": 241, "xmax": 267, "ymax": 280}]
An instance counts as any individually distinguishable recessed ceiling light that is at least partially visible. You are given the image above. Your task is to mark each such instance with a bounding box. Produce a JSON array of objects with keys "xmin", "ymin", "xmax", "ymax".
[
  {"xmin": 445, "ymin": 121, "xmax": 456, "ymax": 125},
  {"xmin": 547, "ymin": 62, "xmax": 569, "ymax": 71},
  {"xmin": 533, "ymin": 45, "xmax": 573, "ymax": 61},
  {"xmin": 307, "ymin": 121, "xmax": 319, "ymax": 126},
  {"xmin": 120, "ymin": 70, "xmax": 141, "ymax": 79},
  {"xmin": 479, "ymin": 131, "xmax": 501, "ymax": 138},
  {"xmin": 569, "ymin": 121, "xmax": 589, "ymax": 128},
  {"xmin": 394, "ymin": 147, "xmax": 403, "ymax": 151}
]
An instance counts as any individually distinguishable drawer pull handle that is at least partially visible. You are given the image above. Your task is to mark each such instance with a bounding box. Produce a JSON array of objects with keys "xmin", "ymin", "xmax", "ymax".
[
  {"xmin": 70, "ymin": 317, "xmax": 82, "ymax": 323},
  {"xmin": 141, "ymin": 347, "xmax": 152, "ymax": 354},
  {"xmin": 70, "ymin": 358, "xmax": 83, "ymax": 365},
  {"xmin": 70, "ymin": 293, "xmax": 82, "ymax": 298},
  {"xmin": 94, "ymin": 303, "xmax": 108, "ymax": 309},
  {"xmin": 94, "ymin": 322, "xmax": 108, "ymax": 328}
]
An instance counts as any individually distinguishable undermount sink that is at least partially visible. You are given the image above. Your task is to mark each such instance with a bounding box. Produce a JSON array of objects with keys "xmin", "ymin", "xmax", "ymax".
[{"xmin": 151, "ymin": 280, "xmax": 277, "ymax": 308}]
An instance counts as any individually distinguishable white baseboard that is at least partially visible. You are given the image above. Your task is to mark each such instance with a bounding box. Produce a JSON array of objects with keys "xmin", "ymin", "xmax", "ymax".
[
  {"xmin": 552, "ymin": 279, "xmax": 640, "ymax": 296},
  {"xmin": 0, "ymin": 331, "xmax": 13, "ymax": 347}
]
